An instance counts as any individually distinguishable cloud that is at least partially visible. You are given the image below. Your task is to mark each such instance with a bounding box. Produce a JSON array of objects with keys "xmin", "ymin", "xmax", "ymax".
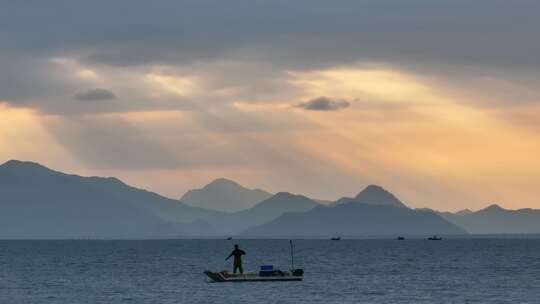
[
  {"xmin": 72, "ymin": 88, "xmax": 116, "ymax": 101},
  {"xmin": 2, "ymin": 1, "xmax": 540, "ymax": 70},
  {"xmin": 296, "ymin": 97, "xmax": 350, "ymax": 111},
  {"xmin": 2, "ymin": 1, "xmax": 540, "ymax": 115}
]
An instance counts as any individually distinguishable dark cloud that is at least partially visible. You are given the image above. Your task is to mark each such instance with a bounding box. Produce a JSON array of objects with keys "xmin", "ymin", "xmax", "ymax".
[
  {"xmin": 1, "ymin": 0, "xmax": 539, "ymax": 115},
  {"xmin": 1, "ymin": 1, "xmax": 539, "ymax": 69},
  {"xmin": 296, "ymin": 97, "xmax": 351, "ymax": 111},
  {"xmin": 73, "ymin": 88, "xmax": 116, "ymax": 101}
]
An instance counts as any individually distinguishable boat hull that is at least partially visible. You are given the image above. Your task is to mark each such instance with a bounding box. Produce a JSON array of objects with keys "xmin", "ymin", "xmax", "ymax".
[{"xmin": 204, "ymin": 270, "xmax": 303, "ymax": 282}]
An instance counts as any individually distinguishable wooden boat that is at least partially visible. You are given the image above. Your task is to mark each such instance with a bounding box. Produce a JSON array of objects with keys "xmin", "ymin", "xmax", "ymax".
[
  {"xmin": 330, "ymin": 237, "xmax": 341, "ymax": 241},
  {"xmin": 205, "ymin": 240, "xmax": 303, "ymax": 283},
  {"xmin": 204, "ymin": 269, "xmax": 303, "ymax": 282},
  {"xmin": 397, "ymin": 236, "xmax": 405, "ymax": 240},
  {"xmin": 428, "ymin": 235, "xmax": 442, "ymax": 240}
]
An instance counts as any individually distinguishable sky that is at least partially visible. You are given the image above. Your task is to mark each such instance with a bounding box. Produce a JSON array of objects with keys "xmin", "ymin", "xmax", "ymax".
[{"xmin": 1, "ymin": 0, "xmax": 539, "ymax": 211}]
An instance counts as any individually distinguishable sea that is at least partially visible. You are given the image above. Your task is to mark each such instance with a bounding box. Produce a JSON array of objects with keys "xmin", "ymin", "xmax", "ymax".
[{"xmin": 1, "ymin": 239, "xmax": 539, "ymax": 303}]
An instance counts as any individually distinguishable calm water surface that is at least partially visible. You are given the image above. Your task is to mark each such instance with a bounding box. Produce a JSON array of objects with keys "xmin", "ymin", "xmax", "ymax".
[{"xmin": 1, "ymin": 239, "xmax": 539, "ymax": 303}]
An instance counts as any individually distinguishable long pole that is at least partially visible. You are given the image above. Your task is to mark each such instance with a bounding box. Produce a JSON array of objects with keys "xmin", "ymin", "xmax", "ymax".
[{"xmin": 290, "ymin": 240, "xmax": 294, "ymax": 270}]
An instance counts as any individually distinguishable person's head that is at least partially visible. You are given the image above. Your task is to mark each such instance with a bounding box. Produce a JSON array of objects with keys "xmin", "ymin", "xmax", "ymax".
[{"xmin": 234, "ymin": 244, "xmax": 239, "ymax": 249}]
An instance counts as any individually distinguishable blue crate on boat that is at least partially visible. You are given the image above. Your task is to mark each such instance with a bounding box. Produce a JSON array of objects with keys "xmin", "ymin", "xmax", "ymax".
[{"xmin": 259, "ymin": 265, "xmax": 277, "ymax": 277}]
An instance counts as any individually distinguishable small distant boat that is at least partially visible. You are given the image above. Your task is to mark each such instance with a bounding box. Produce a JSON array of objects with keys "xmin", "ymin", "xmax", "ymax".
[
  {"xmin": 226, "ymin": 237, "xmax": 232, "ymax": 240},
  {"xmin": 330, "ymin": 237, "xmax": 341, "ymax": 241},
  {"xmin": 205, "ymin": 240, "xmax": 303, "ymax": 283},
  {"xmin": 428, "ymin": 235, "xmax": 442, "ymax": 241},
  {"xmin": 397, "ymin": 236, "xmax": 405, "ymax": 240}
]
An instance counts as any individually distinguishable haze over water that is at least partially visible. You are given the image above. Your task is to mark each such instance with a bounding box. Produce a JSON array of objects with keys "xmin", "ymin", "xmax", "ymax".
[{"xmin": 2, "ymin": 239, "xmax": 539, "ymax": 303}]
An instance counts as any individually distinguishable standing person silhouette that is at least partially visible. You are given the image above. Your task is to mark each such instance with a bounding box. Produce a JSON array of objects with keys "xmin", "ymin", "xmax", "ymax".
[{"xmin": 226, "ymin": 244, "xmax": 246, "ymax": 274}]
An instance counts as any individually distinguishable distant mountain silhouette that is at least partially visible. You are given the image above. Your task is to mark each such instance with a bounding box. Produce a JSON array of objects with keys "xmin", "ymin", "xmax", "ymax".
[
  {"xmin": 235, "ymin": 192, "xmax": 318, "ymax": 220},
  {"xmin": 351, "ymin": 185, "xmax": 408, "ymax": 208},
  {"xmin": 439, "ymin": 204, "xmax": 540, "ymax": 234},
  {"xmin": 243, "ymin": 201, "xmax": 465, "ymax": 237},
  {"xmin": 217, "ymin": 192, "xmax": 320, "ymax": 234},
  {"xmin": 4, "ymin": 159, "xmax": 539, "ymax": 238},
  {"xmin": 455, "ymin": 209, "xmax": 473, "ymax": 215},
  {"xmin": 180, "ymin": 178, "xmax": 272, "ymax": 212},
  {"xmin": 0, "ymin": 160, "xmax": 221, "ymax": 238}
]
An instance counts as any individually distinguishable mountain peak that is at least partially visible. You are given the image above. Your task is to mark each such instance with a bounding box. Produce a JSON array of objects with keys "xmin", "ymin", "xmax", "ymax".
[
  {"xmin": 257, "ymin": 192, "xmax": 313, "ymax": 205},
  {"xmin": 364, "ymin": 184, "xmax": 386, "ymax": 191},
  {"xmin": 455, "ymin": 208, "xmax": 473, "ymax": 215},
  {"xmin": 244, "ymin": 191, "xmax": 318, "ymax": 215},
  {"xmin": 0, "ymin": 159, "xmax": 57, "ymax": 176},
  {"xmin": 354, "ymin": 184, "xmax": 408, "ymax": 208},
  {"xmin": 273, "ymin": 191, "xmax": 302, "ymax": 199},
  {"xmin": 1, "ymin": 159, "xmax": 47, "ymax": 169},
  {"xmin": 482, "ymin": 204, "xmax": 506, "ymax": 212},
  {"xmin": 180, "ymin": 178, "xmax": 272, "ymax": 212},
  {"xmin": 205, "ymin": 178, "xmax": 241, "ymax": 188}
]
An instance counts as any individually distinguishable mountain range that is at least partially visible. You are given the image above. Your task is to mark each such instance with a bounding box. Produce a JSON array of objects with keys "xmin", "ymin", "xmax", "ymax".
[
  {"xmin": 243, "ymin": 186, "xmax": 465, "ymax": 237},
  {"xmin": 1, "ymin": 160, "xmax": 539, "ymax": 238},
  {"xmin": 243, "ymin": 202, "xmax": 465, "ymax": 237},
  {"xmin": 434, "ymin": 205, "xmax": 540, "ymax": 234}
]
